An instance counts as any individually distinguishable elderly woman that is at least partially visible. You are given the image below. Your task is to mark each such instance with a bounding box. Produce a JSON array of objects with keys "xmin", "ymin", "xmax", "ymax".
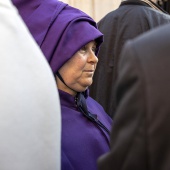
[{"xmin": 12, "ymin": 0, "xmax": 112, "ymax": 169}]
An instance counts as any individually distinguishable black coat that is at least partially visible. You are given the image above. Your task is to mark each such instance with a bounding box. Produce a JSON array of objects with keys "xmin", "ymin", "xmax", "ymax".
[
  {"xmin": 90, "ymin": 0, "xmax": 170, "ymax": 118},
  {"xmin": 98, "ymin": 23, "xmax": 170, "ymax": 170}
]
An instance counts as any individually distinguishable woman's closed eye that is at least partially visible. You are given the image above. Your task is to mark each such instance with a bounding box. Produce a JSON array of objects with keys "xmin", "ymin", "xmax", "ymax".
[
  {"xmin": 92, "ymin": 46, "xmax": 97, "ymax": 53},
  {"xmin": 79, "ymin": 45, "xmax": 87, "ymax": 53},
  {"xmin": 79, "ymin": 45, "xmax": 97, "ymax": 54}
]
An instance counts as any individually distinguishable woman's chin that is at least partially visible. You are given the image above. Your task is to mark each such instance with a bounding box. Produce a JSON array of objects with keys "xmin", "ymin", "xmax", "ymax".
[
  {"xmin": 73, "ymin": 80, "xmax": 92, "ymax": 92},
  {"xmin": 76, "ymin": 85, "xmax": 89, "ymax": 93}
]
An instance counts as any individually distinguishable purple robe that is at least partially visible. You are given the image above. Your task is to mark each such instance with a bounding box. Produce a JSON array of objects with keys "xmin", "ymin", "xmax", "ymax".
[
  {"xmin": 11, "ymin": 0, "xmax": 113, "ymax": 169},
  {"xmin": 60, "ymin": 90, "xmax": 112, "ymax": 170},
  {"xmin": 11, "ymin": 0, "xmax": 103, "ymax": 74}
]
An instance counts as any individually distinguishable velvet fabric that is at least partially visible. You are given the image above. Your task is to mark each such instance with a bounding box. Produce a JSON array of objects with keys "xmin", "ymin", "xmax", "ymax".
[
  {"xmin": 12, "ymin": 0, "xmax": 103, "ymax": 74},
  {"xmin": 59, "ymin": 90, "xmax": 112, "ymax": 170}
]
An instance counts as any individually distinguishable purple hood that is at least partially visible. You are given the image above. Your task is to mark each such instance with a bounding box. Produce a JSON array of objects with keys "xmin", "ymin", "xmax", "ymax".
[{"xmin": 12, "ymin": 0, "xmax": 103, "ymax": 74}]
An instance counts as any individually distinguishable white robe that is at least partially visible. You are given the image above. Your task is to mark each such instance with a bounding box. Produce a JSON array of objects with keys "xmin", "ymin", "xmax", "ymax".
[{"xmin": 0, "ymin": 0, "xmax": 61, "ymax": 169}]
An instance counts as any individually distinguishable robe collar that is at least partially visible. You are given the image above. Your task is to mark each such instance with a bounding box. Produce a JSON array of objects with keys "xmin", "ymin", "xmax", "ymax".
[{"xmin": 121, "ymin": 0, "xmax": 168, "ymax": 14}]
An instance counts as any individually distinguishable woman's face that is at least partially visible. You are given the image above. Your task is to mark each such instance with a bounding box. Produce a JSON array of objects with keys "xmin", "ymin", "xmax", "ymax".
[{"xmin": 57, "ymin": 41, "xmax": 98, "ymax": 96}]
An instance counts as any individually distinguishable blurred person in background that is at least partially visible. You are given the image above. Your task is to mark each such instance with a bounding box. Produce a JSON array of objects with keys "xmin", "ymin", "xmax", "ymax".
[
  {"xmin": 98, "ymin": 22, "xmax": 170, "ymax": 170},
  {"xmin": 0, "ymin": 0, "xmax": 61, "ymax": 170},
  {"xmin": 90, "ymin": 0, "xmax": 170, "ymax": 118}
]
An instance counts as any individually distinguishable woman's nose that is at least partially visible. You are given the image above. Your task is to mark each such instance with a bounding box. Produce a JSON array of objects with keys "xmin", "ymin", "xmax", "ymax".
[{"xmin": 88, "ymin": 50, "xmax": 98, "ymax": 64}]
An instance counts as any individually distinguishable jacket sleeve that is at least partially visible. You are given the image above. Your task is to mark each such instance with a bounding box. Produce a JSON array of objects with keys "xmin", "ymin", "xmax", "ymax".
[{"xmin": 98, "ymin": 41, "xmax": 148, "ymax": 170}]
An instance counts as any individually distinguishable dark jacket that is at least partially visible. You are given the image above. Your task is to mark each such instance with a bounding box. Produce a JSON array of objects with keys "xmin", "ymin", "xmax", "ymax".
[
  {"xmin": 98, "ymin": 23, "xmax": 170, "ymax": 170},
  {"xmin": 90, "ymin": 0, "xmax": 170, "ymax": 118}
]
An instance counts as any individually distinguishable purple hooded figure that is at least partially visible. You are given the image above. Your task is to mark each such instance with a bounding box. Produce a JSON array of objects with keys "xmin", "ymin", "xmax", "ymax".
[{"xmin": 12, "ymin": 0, "xmax": 113, "ymax": 169}]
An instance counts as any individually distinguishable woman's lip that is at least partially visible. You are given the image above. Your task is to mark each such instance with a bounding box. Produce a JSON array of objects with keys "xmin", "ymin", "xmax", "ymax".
[{"xmin": 84, "ymin": 70, "xmax": 94, "ymax": 72}]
